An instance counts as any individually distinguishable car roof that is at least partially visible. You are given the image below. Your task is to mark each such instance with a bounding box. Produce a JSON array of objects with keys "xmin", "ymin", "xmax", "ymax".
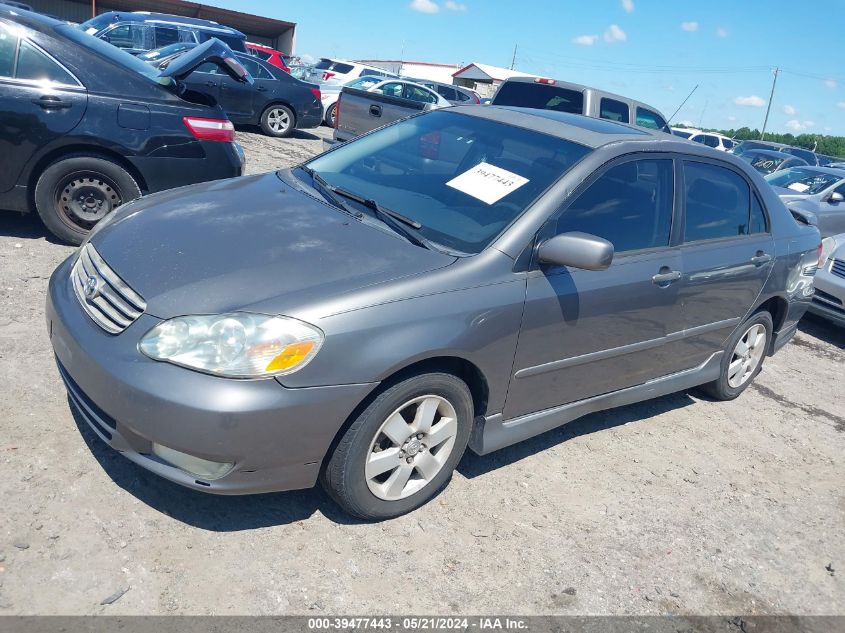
[
  {"xmin": 95, "ymin": 11, "xmax": 244, "ymax": 35},
  {"xmin": 0, "ymin": 3, "xmax": 60, "ymax": 29},
  {"xmin": 788, "ymin": 165, "xmax": 845, "ymax": 177}
]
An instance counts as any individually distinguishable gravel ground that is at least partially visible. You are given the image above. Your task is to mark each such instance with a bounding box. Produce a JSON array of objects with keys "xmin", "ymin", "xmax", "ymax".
[{"xmin": 0, "ymin": 127, "xmax": 843, "ymax": 615}]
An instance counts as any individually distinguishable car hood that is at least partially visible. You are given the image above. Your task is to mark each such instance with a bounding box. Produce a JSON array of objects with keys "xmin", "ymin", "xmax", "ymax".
[
  {"xmin": 771, "ymin": 186, "xmax": 813, "ymax": 202},
  {"xmin": 90, "ymin": 173, "xmax": 456, "ymax": 319}
]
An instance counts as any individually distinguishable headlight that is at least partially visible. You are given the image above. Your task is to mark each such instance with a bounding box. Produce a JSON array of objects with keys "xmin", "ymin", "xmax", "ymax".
[
  {"xmin": 820, "ymin": 236, "xmax": 838, "ymax": 266},
  {"xmin": 139, "ymin": 313, "xmax": 324, "ymax": 378}
]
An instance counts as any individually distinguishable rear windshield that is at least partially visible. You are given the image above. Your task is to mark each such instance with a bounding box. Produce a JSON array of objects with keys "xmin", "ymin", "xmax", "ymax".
[
  {"xmin": 782, "ymin": 147, "xmax": 816, "ymax": 164},
  {"xmin": 493, "ymin": 81, "xmax": 585, "ymax": 114},
  {"xmin": 56, "ymin": 23, "xmax": 168, "ymax": 85},
  {"xmin": 304, "ymin": 110, "xmax": 591, "ymax": 254},
  {"xmin": 315, "ymin": 59, "xmax": 354, "ymax": 74},
  {"xmin": 744, "ymin": 151, "xmax": 786, "ymax": 175}
]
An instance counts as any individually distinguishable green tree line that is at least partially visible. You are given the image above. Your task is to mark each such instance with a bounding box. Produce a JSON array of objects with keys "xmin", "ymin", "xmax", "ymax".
[{"xmin": 675, "ymin": 125, "xmax": 845, "ymax": 158}]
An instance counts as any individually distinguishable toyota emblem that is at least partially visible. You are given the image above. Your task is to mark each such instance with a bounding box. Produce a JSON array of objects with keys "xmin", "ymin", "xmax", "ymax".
[{"xmin": 83, "ymin": 275, "xmax": 100, "ymax": 300}]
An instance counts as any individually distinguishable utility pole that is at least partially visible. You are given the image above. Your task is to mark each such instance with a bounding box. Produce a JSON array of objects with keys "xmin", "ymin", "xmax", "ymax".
[
  {"xmin": 510, "ymin": 44, "xmax": 518, "ymax": 70},
  {"xmin": 92, "ymin": 0, "xmax": 96, "ymax": 17},
  {"xmin": 760, "ymin": 67, "xmax": 780, "ymax": 140}
]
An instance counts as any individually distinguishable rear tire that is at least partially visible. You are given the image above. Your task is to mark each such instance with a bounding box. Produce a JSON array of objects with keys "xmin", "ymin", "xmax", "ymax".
[
  {"xmin": 324, "ymin": 103, "xmax": 337, "ymax": 127},
  {"xmin": 260, "ymin": 104, "xmax": 295, "ymax": 138},
  {"xmin": 321, "ymin": 372, "xmax": 473, "ymax": 520},
  {"xmin": 699, "ymin": 311, "xmax": 773, "ymax": 401},
  {"xmin": 34, "ymin": 155, "xmax": 141, "ymax": 245}
]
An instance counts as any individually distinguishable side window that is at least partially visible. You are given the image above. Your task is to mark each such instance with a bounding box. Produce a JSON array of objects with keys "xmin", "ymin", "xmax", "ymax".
[
  {"xmin": 0, "ymin": 29, "xmax": 17, "ymax": 78},
  {"xmin": 178, "ymin": 29, "xmax": 198, "ymax": 44},
  {"xmin": 555, "ymin": 159, "xmax": 674, "ymax": 253},
  {"xmin": 750, "ymin": 194, "xmax": 768, "ymax": 234},
  {"xmin": 683, "ymin": 161, "xmax": 752, "ymax": 241},
  {"xmin": 723, "ymin": 138, "xmax": 735, "ymax": 150},
  {"xmin": 104, "ymin": 24, "xmax": 152, "ymax": 51},
  {"xmin": 437, "ymin": 85, "xmax": 458, "ymax": 101},
  {"xmin": 599, "ymin": 98, "xmax": 629, "ymax": 123},
  {"xmin": 154, "ymin": 27, "xmax": 180, "ymax": 47},
  {"xmin": 835, "ymin": 183, "xmax": 845, "ymax": 198},
  {"xmin": 194, "ymin": 62, "xmax": 218, "ymax": 74},
  {"xmin": 405, "ymin": 84, "xmax": 437, "ymax": 104},
  {"xmin": 703, "ymin": 135, "xmax": 720, "ymax": 148},
  {"xmin": 636, "ymin": 107, "xmax": 667, "ymax": 130},
  {"xmin": 236, "ymin": 56, "xmax": 271, "ymax": 79},
  {"xmin": 455, "ymin": 90, "xmax": 471, "ymax": 102},
  {"xmin": 15, "ymin": 40, "xmax": 77, "ymax": 84}
]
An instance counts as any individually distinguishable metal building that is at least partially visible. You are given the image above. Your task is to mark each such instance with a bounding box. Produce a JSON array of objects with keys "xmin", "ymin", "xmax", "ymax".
[{"xmin": 19, "ymin": 0, "xmax": 296, "ymax": 52}]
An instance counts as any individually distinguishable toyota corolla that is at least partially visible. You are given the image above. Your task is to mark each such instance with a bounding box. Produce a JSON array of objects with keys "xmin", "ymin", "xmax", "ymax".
[{"xmin": 47, "ymin": 107, "xmax": 820, "ymax": 519}]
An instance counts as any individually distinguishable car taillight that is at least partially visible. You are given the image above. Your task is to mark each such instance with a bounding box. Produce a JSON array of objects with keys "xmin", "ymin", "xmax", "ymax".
[
  {"xmin": 182, "ymin": 117, "xmax": 235, "ymax": 142},
  {"xmin": 535, "ymin": 77, "xmax": 556, "ymax": 85},
  {"xmin": 817, "ymin": 241, "xmax": 825, "ymax": 267},
  {"xmin": 310, "ymin": 87, "xmax": 321, "ymax": 101},
  {"xmin": 323, "ymin": 71, "xmax": 335, "ymax": 81}
]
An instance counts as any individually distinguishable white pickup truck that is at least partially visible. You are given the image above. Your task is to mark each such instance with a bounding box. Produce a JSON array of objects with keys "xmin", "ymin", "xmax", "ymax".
[{"xmin": 332, "ymin": 80, "xmax": 450, "ymax": 144}]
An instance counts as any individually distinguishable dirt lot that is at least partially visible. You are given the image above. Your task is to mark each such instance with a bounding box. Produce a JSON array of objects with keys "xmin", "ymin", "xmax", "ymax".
[{"xmin": 0, "ymin": 126, "xmax": 843, "ymax": 616}]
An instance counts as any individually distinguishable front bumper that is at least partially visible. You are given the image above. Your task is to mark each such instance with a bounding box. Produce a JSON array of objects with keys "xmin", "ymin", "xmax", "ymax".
[{"xmin": 47, "ymin": 255, "xmax": 376, "ymax": 495}]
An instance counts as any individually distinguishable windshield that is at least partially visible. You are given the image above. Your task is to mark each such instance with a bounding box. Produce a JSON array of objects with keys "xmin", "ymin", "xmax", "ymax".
[
  {"xmin": 782, "ymin": 147, "xmax": 816, "ymax": 163},
  {"xmin": 78, "ymin": 14, "xmax": 113, "ymax": 35},
  {"xmin": 765, "ymin": 168, "xmax": 841, "ymax": 195},
  {"xmin": 493, "ymin": 81, "xmax": 585, "ymax": 114},
  {"xmin": 744, "ymin": 151, "xmax": 786, "ymax": 175},
  {"xmin": 302, "ymin": 110, "xmax": 590, "ymax": 254},
  {"xmin": 56, "ymin": 23, "xmax": 170, "ymax": 85}
]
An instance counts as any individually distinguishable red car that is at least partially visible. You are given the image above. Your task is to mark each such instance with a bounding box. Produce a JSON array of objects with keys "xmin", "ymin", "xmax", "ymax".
[{"xmin": 245, "ymin": 42, "xmax": 290, "ymax": 73}]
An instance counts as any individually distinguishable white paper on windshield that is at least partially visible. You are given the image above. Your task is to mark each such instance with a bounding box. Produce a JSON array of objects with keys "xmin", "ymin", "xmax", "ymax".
[
  {"xmin": 446, "ymin": 162, "xmax": 529, "ymax": 205},
  {"xmin": 787, "ymin": 182, "xmax": 810, "ymax": 193}
]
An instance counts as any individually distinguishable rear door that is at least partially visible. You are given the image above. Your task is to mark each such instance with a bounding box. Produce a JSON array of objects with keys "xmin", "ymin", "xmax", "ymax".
[
  {"xmin": 504, "ymin": 156, "xmax": 687, "ymax": 419},
  {"xmin": 675, "ymin": 159, "xmax": 775, "ymax": 369},
  {"xmin": 0, "ymin": 25, "xmax": 87, "ymax": 193}
]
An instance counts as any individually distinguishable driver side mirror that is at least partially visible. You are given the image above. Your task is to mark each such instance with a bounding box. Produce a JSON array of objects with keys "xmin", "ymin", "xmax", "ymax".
[
  {"xmin": 537, "ymin": 232, "xmax": 614, "ymax": 271},
  {"xmin": 828, "ymin": 192, "xmax": 844, "ymax": 204}
]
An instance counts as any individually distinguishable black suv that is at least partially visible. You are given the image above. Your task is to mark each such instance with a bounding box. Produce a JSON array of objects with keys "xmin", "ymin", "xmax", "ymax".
[
  {"xmin": 79, "ymin": 11, "xmax": 248, "ymax": 55},
  {"xmin": 0, "ymin": 7, "xmax": 249, "ymax": 244}
]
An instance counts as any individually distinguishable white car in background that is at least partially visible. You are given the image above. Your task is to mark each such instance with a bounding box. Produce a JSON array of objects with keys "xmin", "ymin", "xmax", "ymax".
[
  {"xmin": 671, "ymin": 127, "xmax": 736, "ymax": 152},
  {"xmin": 306, "ymin": 58, "xmax": 396, "ymax": 87}
]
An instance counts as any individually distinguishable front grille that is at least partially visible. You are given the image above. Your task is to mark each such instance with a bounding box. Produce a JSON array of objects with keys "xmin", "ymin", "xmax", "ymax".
[
  {"xmin": 57, "ymin": 360, "xmax": 117, "ymax": 440},
  {"xmin": 815, "ymin": 288, "xmax": 843, "ymax": 307},
  {"xmin": 831, "ymin": 258, "xmax": 845, "ymax": 280},
  {"xmin": 71, "ymin": 243, "xmax": 146, "ymax": 334}
]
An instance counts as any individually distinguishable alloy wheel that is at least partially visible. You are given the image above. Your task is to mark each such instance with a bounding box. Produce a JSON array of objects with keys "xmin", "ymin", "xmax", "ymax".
[
  {"xmin": 365, "ymin": 395, "xmax": 459, "ymax": 501},
  {"xmin": 727, "ymin": 323, "xmax": 767, "ymax": 388},
  {"xmin": 267, "ymin": 108, "xmax": 291, "ymax": 134}
]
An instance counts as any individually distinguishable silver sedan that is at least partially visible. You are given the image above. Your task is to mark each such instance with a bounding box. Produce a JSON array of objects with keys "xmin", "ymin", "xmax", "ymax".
[
  {"xmin": 809, "ymin": 233, "xmax": 845, "ymax": 326},
  {"xmin": 766, "ymin": 166, "xmax": 845, "ymax": 237}
]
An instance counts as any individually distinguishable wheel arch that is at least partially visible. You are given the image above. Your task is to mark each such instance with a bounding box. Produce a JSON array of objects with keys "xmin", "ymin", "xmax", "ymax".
[
  {"xmin": 319, "ymin": 355, "xmax": 490, "ymax": 472},
  {"xmin": 26, "ymin": 144, "xmax": 149, "ymax": 207},
  {"xmin": 750, "ymin": 294, "xmax": 789, "ymax": 354}
]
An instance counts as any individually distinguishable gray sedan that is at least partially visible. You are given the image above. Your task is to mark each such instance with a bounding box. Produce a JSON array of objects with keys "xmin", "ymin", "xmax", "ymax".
[
  {"xmin": 766, "ymin": 166, "xmax": 845, "ymax": 237},
  {"xmin": 47, "ymin": 107, "xmax": 820, "ymax": 519},
  {"xmin": 809, "ymin": 233, "xmax": 845, "ymax": 326}
]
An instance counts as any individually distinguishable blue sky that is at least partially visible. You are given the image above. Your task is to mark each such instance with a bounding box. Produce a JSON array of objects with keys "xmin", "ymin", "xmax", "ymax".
[{"xmin": 204, "ymin": 0, "xmax": 845, "ymax": 135}]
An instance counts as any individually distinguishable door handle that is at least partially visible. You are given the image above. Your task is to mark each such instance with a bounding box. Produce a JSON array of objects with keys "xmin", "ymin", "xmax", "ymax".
[
  {"xmin": 369, "ymin": 104, "xmax": 382, "ymax": 117},
  {"xmin": 32, "ymin": 96, "xmax": 72, "ymax": 110},
  {"xmin": 652, "ymin": 269, "xmax": 682, "ymax": 286},
  {"xmin": 751, "ymin": 252, "xmax": 772, "ymax": 266},
  {"xmin": 256, "ymin": 85, "xmax": 268, "ymax": 92},
  {"xmin": 206, "ymin": 81, "xmax": 218, "ymax": 88}
]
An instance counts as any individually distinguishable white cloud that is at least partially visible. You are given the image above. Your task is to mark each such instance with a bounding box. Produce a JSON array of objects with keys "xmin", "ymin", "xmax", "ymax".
[
  {"xmin": 444, "ymin": 0, "xmax": 467, "ymax": 10},
  {"xmin": 573, "ymin": 34, "xmax": 598, "ymax": 46},
  {"xmin": 825, "ymin": 126, "xmax": 833, "ymax": 132},
  {"xmin": 734, "ymin": 95, "xmax": 766, "ymax": 107},
  {"xmin": 621, "ymin": 0, "xmax": 634, "ymax": 13},
  {"xmin": 783, "ymin": 104, "xmax": 796, "ymax": 115},
  {"xmin": 409, "ymin": 0, "xmax": 439, "ymax": 13},
  {"xmin": 728, "ymin": 115, "xmax": 737, "ymax": 122},
  {"xmin": 716, "ymin": 26, "xmax": 729, "ymax": 38},
  {"xmin": 837, "ymin": 102, "xmax": 845, "ymax": 109},
  {"xmin": 603, "ymin": 24, "xmax": 626, "ymax": 43},
  {"xmin": 785, "ymin": 120, "xmax": 815, "ymax": 132},
  {"xmin": 681, "ymin": 21, "xmax": 699, "ymax": 32},
  {"xmin": 824, "ymin": 79, "xmax": 838, "ymax": 89}
]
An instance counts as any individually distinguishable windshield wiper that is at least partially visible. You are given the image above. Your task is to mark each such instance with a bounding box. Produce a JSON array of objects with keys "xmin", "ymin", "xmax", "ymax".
[
  {"xmin": 298, "ymin": 166, "xmax": 363, "ymax": 220},
  {"xmin": 327, "ymin": 187, "xmax": 433, "ymax": 249}
]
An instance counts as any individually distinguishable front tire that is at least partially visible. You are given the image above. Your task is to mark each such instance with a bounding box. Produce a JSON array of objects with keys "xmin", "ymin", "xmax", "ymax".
[
  {"xmin": 260, "ymin": 104, "xmax": 295, "ymax": 138},
  {"xmin": 321, "ymin": 372, "xmax": 473, "ymax": 520},
  {"xmin": 699, "ymin": 311, "xmax": 773, "ymax": 401},
  {"xmin": 34, "ymin": 155, "xmax": 141, "ymax": 245},
  {"xmin": 324, "ymin": 102, "xmax": 337, "ymax": 127}
]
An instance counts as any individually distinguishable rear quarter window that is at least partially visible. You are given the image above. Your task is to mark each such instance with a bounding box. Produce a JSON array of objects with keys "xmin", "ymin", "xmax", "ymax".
[{"xmin": 599, "ymin": 98, "xmax": 629, "ymax": 123}]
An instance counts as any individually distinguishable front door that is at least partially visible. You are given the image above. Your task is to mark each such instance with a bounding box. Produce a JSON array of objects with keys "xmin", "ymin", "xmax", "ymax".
[
  {"xmin": 504, "ymin": 157, "xmax": 688, "ymax": 420},
  {"xmin": 675, "ymin": 159, "xmax": 775, "ymax": 368},
  {"xmin": 0, "ymin": 28, "xmax": 87, "ymax": 193}
]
